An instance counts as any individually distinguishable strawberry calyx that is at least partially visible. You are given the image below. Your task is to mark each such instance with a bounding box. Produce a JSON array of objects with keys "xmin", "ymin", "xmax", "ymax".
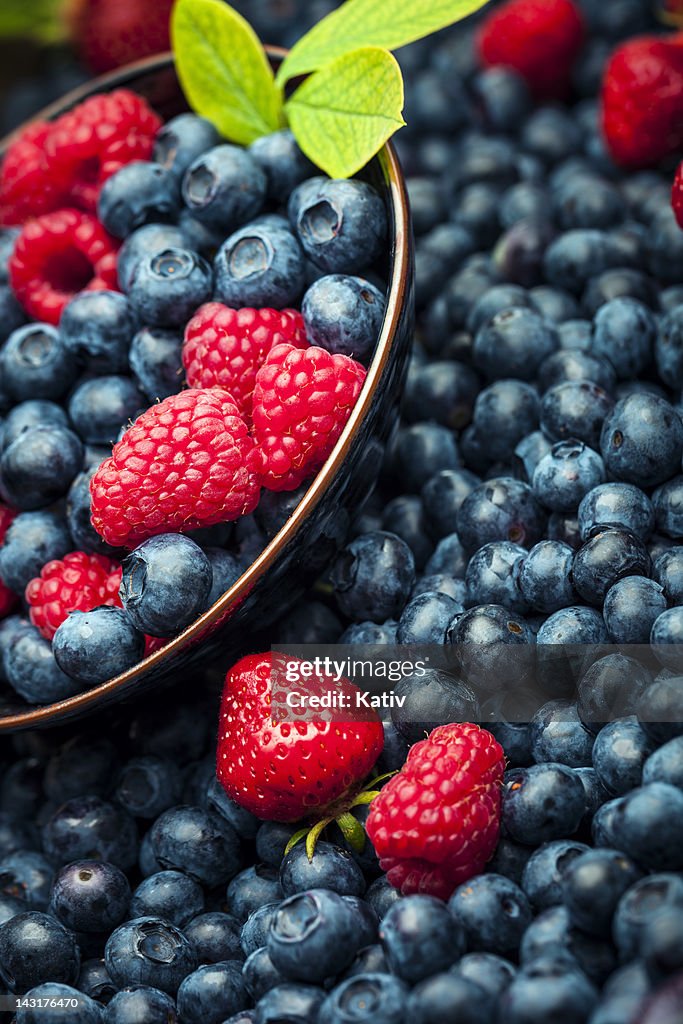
[{"xmin": 284, "ymin": 770, "xmax": 396, "ymax": 861}]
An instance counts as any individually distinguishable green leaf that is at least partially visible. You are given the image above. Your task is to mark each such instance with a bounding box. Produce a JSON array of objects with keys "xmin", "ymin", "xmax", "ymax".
[
  {"xmin": 171, "ymin": 0, "xmax": 283, "ymax": 145},
  {"xmin": 0, "ymin": 0, "xmax": 65, "ymax": 43},
  {"xmin": 285, "ymin": 46, "xmax": 405, "ymax": 179},
  {"xmin": 277, "ymin": 0, "xmax": 488, "ymax": 85}
]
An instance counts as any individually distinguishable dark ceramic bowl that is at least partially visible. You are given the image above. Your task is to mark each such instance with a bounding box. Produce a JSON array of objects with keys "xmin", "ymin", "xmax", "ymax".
[{"xmin": 0, "ymin": 51, "xmax": 414, "ymax": 732}]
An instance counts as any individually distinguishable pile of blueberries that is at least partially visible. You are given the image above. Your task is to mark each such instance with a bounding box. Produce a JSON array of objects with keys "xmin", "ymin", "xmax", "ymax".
[{"xmin": 2, "ymin": 1, "xmax": 683, "ymax": 1022}]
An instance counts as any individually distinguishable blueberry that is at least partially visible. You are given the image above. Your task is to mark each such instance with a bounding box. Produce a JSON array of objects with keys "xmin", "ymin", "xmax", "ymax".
[
  {"xmin": 415, "ymin": 224, "xmax": 475, "ymax": 306},
  {"xmin": 520, "ymin": 840, "xmax": 590, "ymax": 912},
  {"xmin": 472, "ymin": 380, "xmax": 540, "ymax": 462},
  {"xmin": 518, "ymin": 541, "xmax": 576, "ymax": 612},
  {"xmin": 655, "ymin": 303, "xmax": 683, "ymax": 388},
  {"xmin": 77, "ymin": 959, "xmax": 117, "ymax": 1004},
  {"xmin": 53, "ymin": 608, "xmax": 144, "ymax": 685},
  {"xmin": 646, "ymin": 207, "xmax": 683, "ymax": 282},
  {"xmin": 572, "ymin": 526, "xmax": 650, "ymax": 606},
  {"xmin": 153, "ymin": 113, "xmax": 221, "ymax": 180},
  {"xmin": 302, "ymin": 274, "xmax": 385, "ymax": 363},
  {"xmin": 554, "ymin": 175, "xmax": 625, "ymax": 230},
  {"xmin": 176, "ymin": 961, "xmax": 247, "ymax": 1024},
  {"xmin": 390, "ymin": 668, "xmax": 479, "ymax": 744},
  {"xmin": 226, "ymin": 865, "xmax": 282, "ymax": 925},
  {"xmin": 449, "ymin": 874, "xmax": 532, "ymax": 957},
  {"xmin": 115, "ymin": 755, "xmax": 182, "ymax": 820},
  {"xmin": 603, "ymin": 576, "xmax": 667, "ymax": 643},
  {"xmin": 364, "ymin": 877, "xmax": 400, "ymax": 922},
  {"xmin": 409, "ymin": 176, "xmax": 449, "ymax": 236},
  {"xmin": 105, "ymin": 917, "xmax": 197, "ymax": 996},
  {"xmin": 280, "ymin": 841, "xmax": 365, "ymax": 899},
  {"xmin": 15, "ymin": 983, "xmax": 102, "ymax": 1023},
  {"xmin": 103, "ymin": 985, "xmax": 179, "ymax": 1023},
  {"xmin": 541, "ymin": 380, "xmax": 614, "ymax": 451},
  {"xmin": 421, "ymin": 471, "xmax": 480, "ymax": 540},
  {"xmin": 150, "ymin": 806, "xmax": 240, "ymax": 887},
  {"xmin": 396, "ymin": 591, "xmax": 462, "ymax": 644},
  {"xmin": 637, "ymin": 674, "xmax": 683, "ymax": 744},
  {"xmin": 241, "ymin": 902, "xmax": 281, "ymax": 959},
  {"xmin": 404, "ymin": 360, "xmax": 480, "ymax": 429},
  {"xmin": 129, "ymin": 871, "xmax": 204, "ymax": 929},
  {"xmin": 128, "ymin": 246, "xmax": 213, "ymax": 329},
  {"xmin": 98, "ymin": 162, "xmax": 180, "ymax": 238},
  {"xmin": 652, "ymin": 474, "xmax": 683, "ymax": 539},
  {"xmin": 457, "ymin": 477, "xmax": 546, "ymax": 551},
  {"xmin": 650, "ymin": 609, "xmax": 683, "ymax": 669},
  {"xmin": 561, "ymin": 848, "xmax": 643, "ymax": 939},
  {"xmin": 248, "ymin": 130, "xmax": 313, "ymax": 202},
  {"xmin": 379, "ymin": 895, "xmax": 465, "ymax": 984},
  {"xmin": 182, "ymin": 145, "xmax": 266, "ymax": 230},
  {"xmin": 593, "ymin": 783, "xmax": 683, "ymax": 871},
  {"xmin": 557, "ymin": 318, "xmax": 592, "ymax": 351},
  {"xmin": 390, "ymin": 424, "xmax": 460, "ymax": 494},
  {"xmin": 65, "ymin": 469, "xmax": 117, "ymax": 557},
  {"xmin": 538, "ymin": 605, "xmax": 609, "ymax": 645},
  {"xmin": 577, "ymin": 654, "xmax": 652, "ymax": 732},
  {"xmin": 331, "ymin": 532, "xmax": 415, "ymax": 622},
  {"xmin": 214, "ymin": 220, "xmax": 306, "ymax": 308},
  {"xmin": 50, "ymin": 861, "xmax": 131, "ymax": 933},
  {"xmin": 465, "ymin": 541, "xmax": 528, "ymax": 612},
  {"xmin": 3, "ymin": 624, "xmax": 82, "ymax": 704},
  {"xmin": 448, "ymin": 604, "xmax": 534, "ymax": 696},
  {"xmin": 184, "ymin": 912, "xmax": 243, "ymax": 965},
  {"xmin": 473, "ymin": 66, "xmax": 531, "ymax": 130},
  {"xmin": 601, "ymin": 393, "xmax": 683, "ymax": 488},
  {"xmin": 68, "ymin": 376, "xmax": 145, "ymax": 446},
  {"xmin": 502, "ymin": 764, "xmax": 586, "ymax": 845},
  {"xmin": 0, "ymin": 850, "xmax": 52, "ymax": 909},
  {"xmin": 592, "ymin": 717, "xmax": 656, "ymax": 796},
  {"xmin": 520, "ymin": 907, "xmax": 616, "ymax": 983},
  {"xmin": 117, "ymin": 224, "xmax": 186, "ymax": 292},
  {"xmin": 643, "ymin": 736, "xmax": 683, "ymax": 789},
  {"xmin": 537, "ymin": 348, "xmax": 616, "ymax": 393},
  {"xmin": 256, "ymin": 983, "xmax": 325, "ymax": 1023},
  {"xmin": 612, "ymin": 873, "xmax": 683, "ymax": 962},
  {"xmin": 533, "ymin": 440, "xmax": 605, "ymax": 512},
  {"xmin": 0, "ymin": 399, "xmax": 69, "ymax": 452},
  {"xmin": 267, "ymin": 888, "xmax": 362, "ymax": 983},
  {"xmin": 290, "ymin": 178, "xmax": 386, "ymax": 273},
  {"xmin": 127, "ymin": 327, "xmax": 183, "ymax": 403},
  {"xmin": 339, "ymin": 944, "xmax": 389, "ymax": 981},
  {"xmin": 120, "ymin": 534, "xmax": 213, "ymax": 637},
  {"xmin": 255, "ymin": 822, "xmax": 301, "ymax": 869},
  {"xmin": 467, "ymin": 286, "xmax": 531, "ymax": 335},
  {"xmin": 0, "ymin": 911, "xmax": 80, "ymax": 991},
  {"xmin": 43, "ymin": 796, "xmax": 137, "ymax": 870},
  {"xmin": 0, "ymin": 424, "xmax": 83, "ymax": 510},
  {"xmin": 513, "ymin": 431, "xmax": 553, "ymax": 483},
  {"xmin": 578, "ymin": 481, "xmax": 654, "ymax": 542},
  {"xmin": 407, "ymin": 972, "xmax": 495, "ymax": 1024},
  {"xmin": 530, "ymin": 701, "xmax": 595, "ymax": 767},
  {"xmin": 345, "ymin": 618, "xmax": 401, "ymax": 644},
  {"xmin": 411, "ymin": 573, "xmax": 467, "ymax": 604},
  {"xmin": 474, "ymin": 307, "xmax": 558, "ymax": 380},
  {"xmin": 544, "ymin": 229, "xmax": 619, "ymax": 293},
  {"xmin": 0, "ymin": 323, "xmax": 77, "ymax": 401},
  {"xmin": 499, "ymin": 959, "xmax": 598, "ymax": 1024}
]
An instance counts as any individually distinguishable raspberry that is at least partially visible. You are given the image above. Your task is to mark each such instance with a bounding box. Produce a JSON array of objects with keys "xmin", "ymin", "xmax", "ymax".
[
  {"xmin": 0, "ymin": 123, "xmax": 69, "ymax": 228},
  {"xmin": 90, "ymin": 388, "xmax": 263, "ymax": 548},
  {"xmin": 46, "ymin": 90, "xmax": 162, "ymax": 213},
  {"xmin": 68, "ymin": 0, "xmax": 174, "ymax": 75},
  {"xmin": 602, "ymin": 34, "xmax": 683, "ymax": 168},
  {"xmin": 673, "ymin": 161, "xmax": 683, "ymax": 228},
  {"xmin": 9, "ymin": 209, "xmax": 119, "ymax": 325},
  {"xmin": 477, "ymin": 0, "xmax": 584, "ymax": 100},
  {"xmin": 183, "ymin": 303, "xmax": 308, "ymax": 422},
  {"xmin": 252, "ymin": 344, "xmax": 367, "ymax": 492},
  {"xmin": 0, "ymin": 503, "xmax": 16, "ymax": 545},
  {"xmin": 25, "ymin": 552, "xmax": 122, "ymax": 641},
  {"xmin": 366, "ymin": 723, "xmax": 505, "ymax": 901}
]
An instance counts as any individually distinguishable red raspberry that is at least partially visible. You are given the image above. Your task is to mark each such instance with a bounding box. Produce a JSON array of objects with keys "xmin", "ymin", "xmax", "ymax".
[
  {"xmin": 366, "ymin": 723, "xmax": 505, "ymax": 901},
  {"xmin": 252, "ymin": 344, "xmax": 367, "ymax": 492},
  {"xmin": 9, "ymin": 209, "xmax": 119, "ymax": 325},
  {"xmin": 673, "ymin": 161, "xmax": 683, "ymax": 228},
  {"xmin": 68, "ymin": 0, "xmax": 174, "ymax": 75},
  {"xmin": 602, "ymin": 34, "xmax": 683, "ymax": 168},
  {"xmin": 0, "ymin": 503, "xmax": 15, "ymax": 545},
  {"xmin": 183, "ymin": 304, "xmax": 308, "ymax": 423},
  {"xmin": 45, "ymin": 90, "xmax": 162, "ymax": 212},
  {"xmin": 0, "ymin": 122, "xmax": 69, "ymax": 228},
  {"xmin": 90, "ymin": 388, "xmax": 263, "ymax": 548},
  {"xmin": 477, "ymin": 0, "xmax": 584, "ymax": 99},
  {"xmin": 25, "ymin": 552, "xmax": 122, "ymax": 641}
]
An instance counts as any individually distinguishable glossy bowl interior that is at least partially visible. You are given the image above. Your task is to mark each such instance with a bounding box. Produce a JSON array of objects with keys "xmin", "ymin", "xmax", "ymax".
[{"xmin": 0, "ymin": 52, "xmax": 414, "ymax": 732}]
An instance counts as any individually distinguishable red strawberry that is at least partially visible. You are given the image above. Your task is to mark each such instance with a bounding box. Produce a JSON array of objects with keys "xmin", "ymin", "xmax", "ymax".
[
  {"xmin": 602, "ymin": 34, "xmax": 683, "ymax": 168},
  {"xmin": 216, "ymin": 652, "xmax": 384, "ymax": 822},
  {"xmin": 183, "ymin": 304, "xmax": 308, "ymax": 423},
  {"xmin": 477, "ymin": 0, "xmax": 585, "ymax": 100},
  {"xmin": 67, "ymin": 0, "xmax": 174, "ymax": 74},
  {"xmin": 366, "ymin": 722, "xmax": 505, "ymax": 901},
  {"xmin": 252, "ymin": 344, "xmax": 367, "ymax": 492}
]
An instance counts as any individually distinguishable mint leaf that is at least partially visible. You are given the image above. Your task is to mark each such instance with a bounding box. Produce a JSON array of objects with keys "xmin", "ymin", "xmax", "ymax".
[
  {"xmin": 171, "ymin": 0, "xmax": 283, "ymax": 146},
  {"xmin": 285, "ymin": 46, "xmax": 405, "ymax": 179},
  {"xmin": 277, "ymin": 0, "xmax": 488, "ymax": 85}
]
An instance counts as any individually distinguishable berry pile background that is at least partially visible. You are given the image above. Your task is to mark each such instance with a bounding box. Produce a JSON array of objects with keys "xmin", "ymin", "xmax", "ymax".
[{"xmin": 2, "ymin": 2, "xmax": 683, "ymax": 1024}]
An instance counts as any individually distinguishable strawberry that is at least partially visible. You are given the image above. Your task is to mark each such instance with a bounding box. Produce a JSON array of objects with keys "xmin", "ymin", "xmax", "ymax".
[
  {"xmin": 602, "ymin": 33, "xmax": 683, "ymax": 168},
  {"xmin": 366, "ymin": 722, "xmax": 505, "ymax": 900},
  {"xmin": 216, "ymin": 652, "xmax": 384, "ymax": 823}
]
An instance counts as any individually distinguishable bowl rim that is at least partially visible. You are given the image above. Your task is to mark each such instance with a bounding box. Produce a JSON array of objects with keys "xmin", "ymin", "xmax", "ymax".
[{"xmin": 0, "ymin": 50, "xmax": 411, "ymax": 731}]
